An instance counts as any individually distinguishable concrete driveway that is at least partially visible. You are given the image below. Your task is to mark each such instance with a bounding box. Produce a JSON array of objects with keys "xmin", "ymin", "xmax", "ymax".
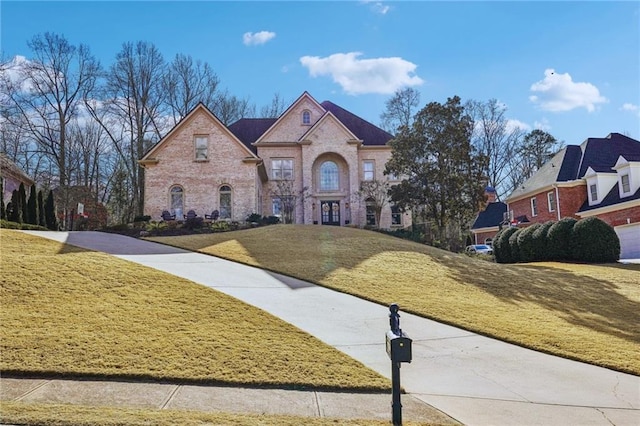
[{"xmin": 21, "ymin": 231, "xmax": 640, "ymax": 425}]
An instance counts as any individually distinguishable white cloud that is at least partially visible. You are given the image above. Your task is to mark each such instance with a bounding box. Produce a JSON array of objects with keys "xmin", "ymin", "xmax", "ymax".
[
  {"xmin": 242, "ymin": 31, "xmax": 276, "ymax": 46},
  {"xmin": 534, "ymin": 118, "xmax": 552, "ymax": 131},
  {"xmin": 299, "ymin": 52, "xmax": 423, "ymax": 95},
  {"xmin": 361, "ymin": 1, "xmax": 391, "ymax": 15},
  {"xmin": 506, "ymin": 119, "xmax": 531, "ymax": 133},
  {"xmin": 529, "ymin": 69, "xmax": 607, "ymax": 112},
  {"xmin": 0, "ymin": 55, "xmax": 34, "ymax": 93},
  {"xmin": 621, "ymin": 103, "xmax": 640, "ymax": 117}
]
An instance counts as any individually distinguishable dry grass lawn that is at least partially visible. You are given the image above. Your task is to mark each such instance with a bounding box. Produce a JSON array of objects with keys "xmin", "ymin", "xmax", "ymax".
[
  {"xmin": 149, "ymin": 225, "xmax": 640, "ymax": 375},
  {"xmin": 0, "ymin": 229, "xmax": 388, "ymax": 391},
  {"xmin": 0, "ymin": 401, "xmax": 436, "ymax": 426}
]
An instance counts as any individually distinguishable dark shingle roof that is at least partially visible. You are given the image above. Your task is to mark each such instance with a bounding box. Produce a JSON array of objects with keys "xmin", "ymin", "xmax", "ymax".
[
  {"xmin": 471, "ymin": 202, "xmax": 507, "ymax": 229},
  {"xmin": 228, "ymin": 118, "xmax": 277, "ymax": 154},
  {"xmin": 578, "ymin": 185, "xmax": 640, "ymax": 213},
  {"xmin": 556, "ymin": 145, "xmax": 582, "ymax": 182},
  {"xmin": 320, "ymin": 101, "xmax": 393, "ymax": 146},
  {"xmin": 578, "ymin": 133, "xmax": 640, "ymax": 176}
]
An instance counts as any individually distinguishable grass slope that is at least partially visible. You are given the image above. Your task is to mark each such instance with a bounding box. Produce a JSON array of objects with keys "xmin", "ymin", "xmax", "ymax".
[
  {"xmin": 1, "ymin": 402, "xmax": 437, "ymax": 426},
  {"xmin": 0, "ymin": 230, "xmax": 388, "ymax": 391},
  {"xmin": 149, "ymin": 225, "xmax": 640, "ymax": 375}
]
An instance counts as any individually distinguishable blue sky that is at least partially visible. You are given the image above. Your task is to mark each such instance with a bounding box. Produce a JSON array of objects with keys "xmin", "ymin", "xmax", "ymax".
[{"xmin": 2, "ymin": 1, "xmax": 639, "ymax": 145}]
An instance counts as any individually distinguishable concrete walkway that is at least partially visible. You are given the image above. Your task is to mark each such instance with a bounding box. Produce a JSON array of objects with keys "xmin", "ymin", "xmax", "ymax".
[{"xmin": 11, "ymin": 231, "xmax": 640, "ymax": 425}]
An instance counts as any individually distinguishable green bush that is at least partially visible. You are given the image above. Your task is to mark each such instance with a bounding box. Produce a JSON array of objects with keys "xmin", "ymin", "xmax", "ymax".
[
  {"xmin": 184, "ymin": 217, "xmax": 204, "ymax": 230},
  {"xmin": 493, "ymin": 226, "xmax": 519, "ymax": 263},
  {"xmin": 531, "ymin": 221, "xmax": 555, "ymax": 261},
  {"xmin": 572, "ymin": 217, "xmax": 620, "ymax": 263},
  {"xmin": 517, "ymin": 223, "xmax": 542, "ymax": 262},
  {"xmin": 0, "ymin": 219, "xmax": 48, "ymax": 230},
  {"xmin": 211, "ymin": 221, "xmax": 230, "ymax": 232},
  {"xmin": 134, "ymin": 215, "xmax": 152, "ymax": 223},
  {"xmin": 265, "ymin": 216, "xmax": 280, "ymax": 225},
  {"xmin": 246, "ymin": 213, "xmax": 262, "ymax": 223},
  {"xmin": 508, "ymin": 228, "xmax": 523, "ymax": 263},
  {"xmin": 547, "ymin": 217, "xmax": 577, "ymax": 260}
]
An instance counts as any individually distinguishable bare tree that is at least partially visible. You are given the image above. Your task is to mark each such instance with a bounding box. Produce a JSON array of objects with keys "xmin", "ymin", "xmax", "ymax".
[
  {"xmin": 380, "ymin": 87, "xmax": 420, "ymax": 135},
  {"xmin": 86, "ymin": 41, "xmax": 165, "ymax": 219},
  {"xmin": 0, "ymin": 33, "xmax": 100, "ymax": 228},
  {"xmin": 260, "ymin": 92, "xmax": 287, "ymax": 118},
  {"xmin": 212, "ymin": 90, "xmax": 255, "ymax": 125},
  {"xmin": 269, "ymin": 180, "xmax": 308, "ymax": 224},
  {"xmin": 163, "ymin": 53, "xmax": 220, "ymax": 125},
  {"xmin": 356, "ymin": 179, "xmax": 391, "ymax": 228},
  {"xmin": 466, "ymin": 99, "xmax": 526, "ymax": 200}
]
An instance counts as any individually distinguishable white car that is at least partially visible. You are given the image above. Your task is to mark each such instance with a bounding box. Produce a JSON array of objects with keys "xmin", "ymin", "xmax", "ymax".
[{"xmin": 465, "ymin": 244, "xmax": 493, "ymax": 255}]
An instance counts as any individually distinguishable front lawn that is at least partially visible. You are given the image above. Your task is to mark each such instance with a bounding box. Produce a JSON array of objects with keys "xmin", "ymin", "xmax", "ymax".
[
  {"xmin": 0, "ymin": 230, "xmax": 388, "ymax": 391},
  {"xmin": 149, "ymin": 225, "xmax": 640, "ymax": 375}
]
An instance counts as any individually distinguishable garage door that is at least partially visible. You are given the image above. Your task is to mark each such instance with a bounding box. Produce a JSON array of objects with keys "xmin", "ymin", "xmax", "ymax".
[{"xmin": 615, "ymin": 223, "xmax": 640, "ymax": 259}]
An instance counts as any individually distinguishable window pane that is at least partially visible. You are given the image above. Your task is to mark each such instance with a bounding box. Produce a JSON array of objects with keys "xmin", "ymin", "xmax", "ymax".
[
  {"xmin": 220, "ymin": 187, "xmax": 231, "ymax": 219},
  {"xmin": 320, "ymin": 161, "xmax": 339, "ymax": 191},
  {"xmin": 170, "ymin": 186, "xmax": 183, "ymax": 212},
  {"xmin": 195, "ymin": 137, "xmax": 208, "ymax": 160},
  {"xmin": 363, "ymin": 161, "xmax": 374, "ymax": 181},
  {"xmin": 622, "ymin": 175, "xmax": 630, "ymax": 193},
  {"xmin": 590, "ymin": 184, "xmax": 598, "ymax": 201}
]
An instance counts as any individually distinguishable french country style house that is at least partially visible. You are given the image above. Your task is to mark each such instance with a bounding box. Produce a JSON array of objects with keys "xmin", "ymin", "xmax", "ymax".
[
  {"xmin": 139, "ymin": 92, "xmax": 410, "ymax": 229},
  {"xmin": 471, "ymin": 133, "xmax": 639, "ymax": 259}
]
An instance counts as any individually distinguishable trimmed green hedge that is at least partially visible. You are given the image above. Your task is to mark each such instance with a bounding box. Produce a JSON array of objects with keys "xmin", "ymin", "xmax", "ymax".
[
  {"xmin": 493, "ymin": 217, "xmax": 620, "ymax": 264},
  {"xmin": 572, "ymin": 217, "xmax": 620, "ymax": 263}
]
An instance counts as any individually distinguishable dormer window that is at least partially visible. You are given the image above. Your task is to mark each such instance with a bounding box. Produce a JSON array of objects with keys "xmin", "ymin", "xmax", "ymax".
[
  {"xmin": 302, "ymin": 110, "xmax": 311, "ymax": 125},
  {"xmin": 621, "ymin": 174, "xmax": 631, "ymax": 194},
  {"xmin": 590, "ymin": 184, "xmax": 598, "ymax": 201}
]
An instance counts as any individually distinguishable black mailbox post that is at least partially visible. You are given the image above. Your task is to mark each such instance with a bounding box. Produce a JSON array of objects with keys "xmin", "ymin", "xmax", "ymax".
[{"xmin": 386, "ymin": 303, "xmax": 412, "ymax": 425}]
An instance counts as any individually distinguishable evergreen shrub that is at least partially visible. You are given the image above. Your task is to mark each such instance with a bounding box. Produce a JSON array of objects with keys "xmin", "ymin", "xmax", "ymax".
[
  {"xmin": 493, "ymin": 226, "xmax": 518, "ymax": 263},
  {"xmin": 572, "ymin": 217, "xmax": 620, "ymax": 263},
  {"xmin": 531, "ymin": 221, "xmax": 555, "ymax": 261},
  {"xmin": 508, "ymin": 228, "xmax": 523, "ymax": 263},
  {"xmin": 517, "ymin": 223, "xmax": 542, "ymax": 262},
  {"xmin": 547, "ymin": 217, "xmax": 577, "ymax": 260}
]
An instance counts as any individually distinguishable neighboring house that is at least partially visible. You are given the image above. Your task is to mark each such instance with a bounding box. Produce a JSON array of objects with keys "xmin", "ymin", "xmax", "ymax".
[
  {"xmin": 1, "ymin": 153, "xmax": 34, "ymax": 204},
  {"xmin": 139, "ymin": 92, "xmax": 410, "ymax": 229},
  {"xmin": 505, "ymin": 133, "xmax": 640, "ymax": 259},
  {"xmin": 471, "ymin": 187, "xmax": 507, "ymax": 245}
]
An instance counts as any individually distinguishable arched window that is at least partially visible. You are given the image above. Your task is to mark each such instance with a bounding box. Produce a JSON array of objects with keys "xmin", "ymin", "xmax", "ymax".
[
  {"xmin": 170, "ymin": 185, "xmax": 184, "ymax": 217},
  {"xmin": 219, "ymin": 185, "xmax": 232, "ymax": 219},
  {"xmin": 302, "ymin": 110, "xmax": 311, "ymax": 125},
  {"xmin": 320, "ymin": 161, "xmax": 339, "ymax": 191}
]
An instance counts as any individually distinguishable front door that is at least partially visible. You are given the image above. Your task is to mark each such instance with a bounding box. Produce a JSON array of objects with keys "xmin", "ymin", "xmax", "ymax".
[{"xmin": 321, "ymin": 201, "xmax": 340, "ymax": 226}]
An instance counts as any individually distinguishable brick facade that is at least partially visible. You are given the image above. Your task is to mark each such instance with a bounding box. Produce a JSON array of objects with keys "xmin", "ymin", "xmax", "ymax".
[{"xmin": 141, "ymin": 94, "xmax": 411, "ymax": 229}]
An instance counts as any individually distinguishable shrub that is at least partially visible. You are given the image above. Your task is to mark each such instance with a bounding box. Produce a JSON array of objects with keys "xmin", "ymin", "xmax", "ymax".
[
  {"xmin": 184, "ymin": 217, "xmax": 204, "ymax": 230},
  {"xmin": 547, "ymin": 217, "xmax": 578, "ymax": 261},
  {"xmin": 517, "ymin": 223, "xmax": 543, "ymax": 262},
  {"xmin": 146, "ymin": 221, "xmax": 168, "ymax": 232},
  {"xmin": 26, "ymin": 185, "xmax": 38, "ymax": 225},
  {"xmin": 246, "ymin": 213, "xmax": 262, "ymax": 224},
  {"xmin": 265, "ymin": 216, "xmax": 280, "ymax": 225},
  {"xmin": 134, "ymin": 215, "xmax": 152, "ymax": 223},
  {"xmin": 493, "ymin": 226, "xmax": 519, "ymax": 263},
  {"xmin": 529, "ymin": 221, "xmax": 554, "ymax": 261},
  {"xmin": 508, "ymin": 228, "xmax": 524, "ymax": 263},
  {"xmin": 0, "ymin": 219, "xmax": 51, "ymax": 231},
  {"xmin": 211, "ymin": 221, "xmax": 230, "ymax": 232},
  {"xmin": 572, "ymin": 217, "xmax": 620, "ymax": 263},
  {"xmin": 0, "ymin": 219, "xmax": 21, "ymax": 229},
  {"xmin": 45, "ymin": 190, "xmax": 59, "ymax": 231}
]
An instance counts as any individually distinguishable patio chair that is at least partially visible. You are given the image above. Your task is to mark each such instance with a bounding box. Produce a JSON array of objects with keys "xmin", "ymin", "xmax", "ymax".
[
  {"xmin": 185, "ymin": 210, "xmax": 198, "ymax": 220},
  {"xmin": 161, "ymin": 210, "xmax": 175, "ymax": 221},
  {"xmin": 205, "ymin": 210, "xmax": 220, "ymax": 220}
]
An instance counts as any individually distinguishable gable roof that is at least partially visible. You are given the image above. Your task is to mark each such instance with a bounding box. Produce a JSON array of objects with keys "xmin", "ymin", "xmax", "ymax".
[
  {"xmin": 471, "ymin": 202, "xmax": 507, "ymax": 230},
  {"xmin": 228, "ymin": 118, "xmax": 276, "ymax": 154},
  {"xmin": 299, "ymin": 110, "xmax": 359, "ymax": 143},
  {"xmin": 508, "ymin": 133, "xmax": 640, "ymax": 201},
  {"xmin": 0, "ymin": 153, "xmax": 35, "ymax": 185},
  {"xmin": 320, "ymin": 101, "xmax": 393, "ymax": 146},
  {"xmin": 140, "ymin": 103, "xmax": 259, "ymax": 162}
]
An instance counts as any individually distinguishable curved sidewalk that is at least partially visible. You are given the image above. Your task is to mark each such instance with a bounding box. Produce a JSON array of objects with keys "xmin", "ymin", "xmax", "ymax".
[{"xmin": 16, "ymin": 231, "xmax": 640, "ymax": 425}]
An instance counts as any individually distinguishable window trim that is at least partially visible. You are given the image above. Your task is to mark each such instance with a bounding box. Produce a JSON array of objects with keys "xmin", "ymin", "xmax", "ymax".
[
  {"xmin": 530, "ymin": 197, "xmax": 538, "ymax": 217},
  {"xmin": 589, "ymin": 183, "xmax": 598, "ymax": 202},
  {"xmin": 365, "ymin": 197, "xmax": 376, "ymax": 226},
  {"xmin": 219, "ymin": 185, "xmax": 232, "ymax": 219},
  {"xmin": 363, "ymin": 160, "xmax": 375, "ymax": 181},
  {"xmin": 194, "ymin": 135, "xmax": 209, "ymax": 161},
  {"xmin": 319, "ymin": 161, "xmax": 339, "ymax": 191},
  {"xmin": 302, "ymin": 110, "xmax": 311, "ymax": 125},
  {"xmin": 391, "ymin": 204, "xmax": 402, "ymax": 226},
  {"xmin": 621, "ymin": 174, "xmax": 631, "ymax": 194},
  {"xmin": 547, "ymin": 191, "xmax": 556, "ymax": 212},
  {"xmin": 169, "ymin": 185, "xmax": 184, "ymax": 217},
  {"xmin": 271, "ymin": 158, "xmax": 294, "ymax": 180}
]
